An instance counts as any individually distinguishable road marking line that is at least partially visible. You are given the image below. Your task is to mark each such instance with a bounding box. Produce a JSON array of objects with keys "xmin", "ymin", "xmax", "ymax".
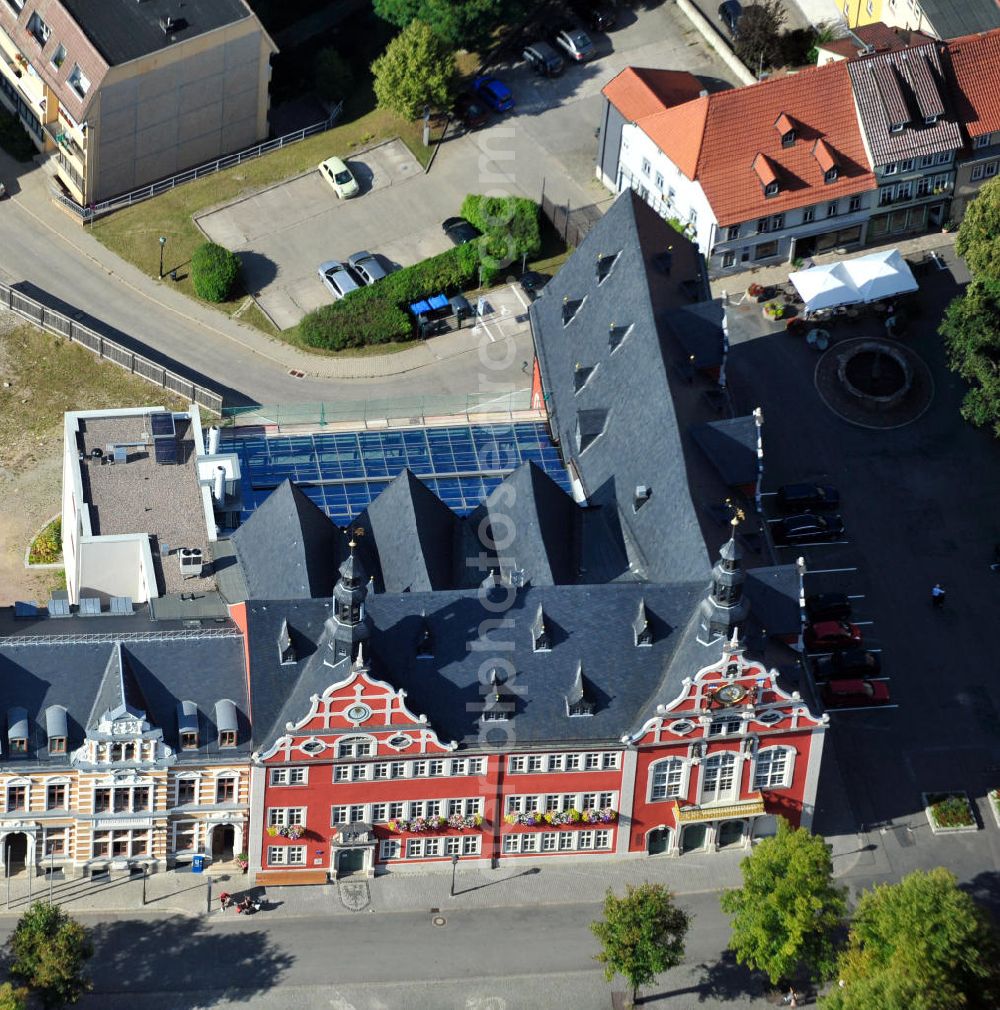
[
  {"xmin": 510, "ymin": 283, "xmax": 529, "ymax": 310},
  {"xmin": 853, "ymin": 621, "xmax": 875, "ymax": 626}
]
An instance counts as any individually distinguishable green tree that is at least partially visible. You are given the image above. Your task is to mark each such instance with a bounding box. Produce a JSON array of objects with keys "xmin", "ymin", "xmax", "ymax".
[
  {"xmin": 191, "ymin": 242, "xmax": 242, "ymax": 303},
  {"xmin": 821, "ymin": 868, "xmax": 1000, "ymax": 1010},
  {"xmin": 591, "ymin": 882, "xmax": 690, "ymax": 1007},
  {"xmin": 371, "ymin": 20, "xmax": 455, "ymax": 120},
  {"xmin": 9, "ymin": 902, "xmax": 93, "ymax": 1008},
  {"xmin": 940, "ymin": 280, "xmax": 1000, "ymax": 435},
  {"xmin": 735, "ymin": 0, "xmax": 788, "ymax": 73},
  {"xmin": 0, "ymin": 983, "xmax": 29, "ymax": 1010},
  {"xmin": 720, "ymin": 818, "xmax": 846, "ymax": 985},
  {"xmin": 313, "ymin": 48, "xmax": 353, "ymax": 103},
  {"xmin": 373, "ymin": 0, "xmax": 526, "ymax": 49},
  {"xmin": 955, "ymin": 176, "xmax": 1000, "ymax": 294}
]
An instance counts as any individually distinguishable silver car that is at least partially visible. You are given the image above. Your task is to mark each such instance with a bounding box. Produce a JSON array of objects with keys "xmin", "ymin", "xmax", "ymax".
[
  {"xmin": 317, "ymin": 260, "xmax": 361, "ymax": 300},
  {"xmin": 347, "ymin": 250, "xmax": 388, "ymax": 286},
  {"xmin": 551, "ymin": 26, "xmax": 594, "ymax": 62}
]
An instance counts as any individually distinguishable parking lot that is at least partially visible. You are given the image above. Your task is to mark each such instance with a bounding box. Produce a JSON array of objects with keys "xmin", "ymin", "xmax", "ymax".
[
  {"xmin": 725, "ymin": 246, "xmax": 1000, "ymax": 889},
  {"xmin": 197, "ymin": 2, "xmax": 732, "ymax": 330}
]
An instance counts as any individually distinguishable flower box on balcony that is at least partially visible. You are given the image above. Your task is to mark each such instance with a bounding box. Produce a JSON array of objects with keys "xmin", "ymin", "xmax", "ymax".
[{"xmin": 503, "ymin": 807, "xmax": 618, "ymax": 828}]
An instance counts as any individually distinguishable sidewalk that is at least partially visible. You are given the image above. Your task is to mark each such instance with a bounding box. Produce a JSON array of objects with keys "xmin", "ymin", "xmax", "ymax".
[{"xmin": 6, "ymin": 158, "xmax": 533, "ymax": 381}]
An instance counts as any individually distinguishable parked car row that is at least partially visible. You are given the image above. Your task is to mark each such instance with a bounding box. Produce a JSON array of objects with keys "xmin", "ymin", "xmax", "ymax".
[
  {"xmin": 771, "ymin": 481, "xmax": 845, "ymax": 545},
  {"xmin": 317, "ymin": 250, "xmax": 389, "ymax": 301},
  {"xmin": 802, "ymin": 592, "xmax": 892, "ymax": 710}
]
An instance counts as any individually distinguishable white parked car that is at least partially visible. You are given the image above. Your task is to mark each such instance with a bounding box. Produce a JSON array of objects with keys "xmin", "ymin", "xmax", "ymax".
[
  {"xmin": 318, "ymin": 260, "xmax": 361, "ymax": 300},
  {"xmin": 319, "ymin": 156, "xmax": 359, "ymax": 199}
]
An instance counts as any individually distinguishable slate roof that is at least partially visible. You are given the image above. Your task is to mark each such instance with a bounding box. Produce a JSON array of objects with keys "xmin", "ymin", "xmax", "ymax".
[
  {"xmin": 530, "ymin": 190, "xmax": 713, "ymax": 585},
  {"xmin": 0, "ymin": 607, "xmax": 249, "ymax": 767},
  {"xmin": 247, "ymin": 582, "xmax": 708, "ymax": 749},
  {"xmin": 944, "ymin": 29, "xmax": 1000, "ymax": 138},
  {"xmin": 232, "ymin": 480, "xmax": 345, "ymax": 601},
  {"xmin": 920, "ymin": 0, "xmax": 1000, "ymax": 40},
  {"xmin": 60, "ymin": 0, "xmax": 254, "ymax": 66},
  {"xmin": 690, "ymin": 417, "xmax": 760, "ymax": 487},
  {"xmin": 358, "ymin": 469, "xmax": 457, "ymax": 593},
  {"xmin": 847, "ymin": 44, "xmax": 963, "ymax": 164}
]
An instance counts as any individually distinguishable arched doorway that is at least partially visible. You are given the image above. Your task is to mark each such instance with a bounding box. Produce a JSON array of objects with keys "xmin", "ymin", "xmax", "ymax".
[
  {"xmin": 717, "ymin": 820, "xmax": 745, "ymax": 848},
  {"xmin": 680, "ymin": 824, "xmax": 707, "ymax": 854},
  {"xmin": 647, "ymin": 828, "xmax": 671, "ymax": 855},
  {"xmin": 4, "ymin": 834, "xmax": 27, "ymax": 875},
  {"xmin": 211, "ymin": 825, "xmax": 235, "ymax": 861}
]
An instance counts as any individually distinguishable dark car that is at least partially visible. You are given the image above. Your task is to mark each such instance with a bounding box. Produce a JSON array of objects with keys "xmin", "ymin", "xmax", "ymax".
[
  {"xmin": 718, "ymin": 0, "xmax": 743, "ymax": 37},
  {"xmin": 814, "ymin": 648, "xmax": 881, "ymax": 681},
  {"xmin": 776, "ymin": 483, "xmax": 840, "ymax": 512},
  {"xmin": 821, "ymin": 678, "xmax": 891, "ymax": 709},
  {"xmin": 774, "ymin": 513, "xmax": 845, "ymax": 545},
  {"xmin": 570, "ymin": 0, "xmax": 618, "ymax": 32},
  {"xmin": 454, "ymin": 92, "xmax": 489, "ymax": 130},
  {"xmin": 805, "ymin": 592, "xmax": 852, "ymax": 622},
  {"xmin": 523, "ymin": 41, "xmax": 565, "ymax": 76},
  {"xmin": 804, "ymin": 619, "xmax": 863, "ymax": 652},
  {"xmin": 442, "ymin": 216, "xmax": 481, "ymax": 246},
  {"xmin": 472, "ymin": 75, "xmax": 514, "ymax": 113},
  {"xmin": 520, "ymin": 270, "xmax": 551, "ymax": 301}
]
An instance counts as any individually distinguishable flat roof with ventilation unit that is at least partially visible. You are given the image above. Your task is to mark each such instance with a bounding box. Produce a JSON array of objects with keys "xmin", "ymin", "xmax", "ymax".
[
  {"xmin": 149, "ymin": 412, "xmax": 176, "ymax": 438},
  {"xmin": 78, "ymin": 597, "xmax": 101, "ymax": 616}
]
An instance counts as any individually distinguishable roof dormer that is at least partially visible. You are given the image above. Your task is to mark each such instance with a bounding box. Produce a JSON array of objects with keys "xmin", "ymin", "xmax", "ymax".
[
  {"xmin": 774, "ymin": 112, "xmax": 796, "ymax": 147},
  {"xmin": 177, "ymin": 700, "xmax": 199, "ymax": 750},
  {"xmin": 596, "ymin": 251, "xmax": 621, "ymax": 284},
  {"xmin": 574, "ymin": 362, "xmax": 596, "ymax": 393},
  {"xmin": 215, "ymin": 699, "xmax": 238, "ymax": 748},
  {"xmin": 633, "ymin": 598, "xmax": 653, "ymax": 647},
  {"xmin": 278, "ymin": 618, "xmax": 296, "ymax": 665},
  {"xmin": 531, "ymin": 604, "xmax": 550, "ymax": 652},
  {"xmin": 812, "ymin": 139, "xmax": 839, "ymax": 183},
  {"xmin": 753, "ymin": 153, "xmax": 780, "ymax": 197},
  {"xmin": 562, "ymin": 295, "xmax": 585, "ymax": 326},
  {"xmin": 7, "ymin": 707, "xmax": 28, "ymax": 755},
  {"xmin": 565, "ymin": 662, "xmax": 596, "ymax": 717},
  {"xmin": 45, "ymin": 705, "xmax": 67, "ymax": 755}
]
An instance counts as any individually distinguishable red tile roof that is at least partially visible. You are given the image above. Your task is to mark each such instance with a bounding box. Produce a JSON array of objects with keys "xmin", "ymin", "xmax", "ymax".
[
  {"xmin": 601, "ymin": 67, "xmax": 706, "ymax": 123},
  {"xmin": 821, "ymin": 22, "xmax": 935, "ymax": 59},
  {"xmin": 945, "ymin": 29, "xmax": 1000, "ymax": 137},
  {"xmin": 812, "ymin": 139, "xmax": 836, "ymax": 172}
]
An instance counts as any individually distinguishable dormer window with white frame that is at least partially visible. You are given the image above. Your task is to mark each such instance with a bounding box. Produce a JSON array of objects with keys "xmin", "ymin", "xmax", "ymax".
[
  {"xmin": 924, "ymin": 114, "xmax": 938, "ymax": 126},
  {"xmin": 764, "ymin": 182, "xmax": 779, "ymax": 197},
  {"xmin": 889, "ymin": 122, "xmax": 905, "ymax": 134},
  {"xmin": 7, "ymin": 707, "xmax": 28, "ymax": 755}
]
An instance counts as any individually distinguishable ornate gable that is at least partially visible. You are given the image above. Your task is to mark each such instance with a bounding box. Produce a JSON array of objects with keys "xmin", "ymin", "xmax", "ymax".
[
  {"xmin": 625, "ymin": 632, "xmax": 826, "ymax": 748},
  {"xmin": 259, "ymin": 652, "xmax": 457, "ymax": 762}
]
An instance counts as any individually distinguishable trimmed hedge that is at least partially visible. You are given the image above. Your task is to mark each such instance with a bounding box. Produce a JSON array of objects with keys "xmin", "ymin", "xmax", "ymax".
[
  {"xmin": 298, "ymin": 195, "xmax": 540, "ymax": 351},
  {"xmin": 299, "ymin": 243, "xmax": 479, "ymax": 351},
  {"xmin": 191, "ymin": 242, "xmax": 241, "ymax": 302}
]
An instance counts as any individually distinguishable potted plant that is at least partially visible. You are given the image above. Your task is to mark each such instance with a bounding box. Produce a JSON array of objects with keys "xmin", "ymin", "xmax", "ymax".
[
  {"xmin": 266, "ymin": 825, "xmax": 278, "ymax": 837},
  {"xmin": 763, "ymin": 301, "xmax": 786, "ymax": 320},
  {"xmin": 236, "ymin": 852, "xmax": 249, "ymax": 873},
  {"xmin": 747, "ymin": 282, "xmax": 768, "ymax": 302}
]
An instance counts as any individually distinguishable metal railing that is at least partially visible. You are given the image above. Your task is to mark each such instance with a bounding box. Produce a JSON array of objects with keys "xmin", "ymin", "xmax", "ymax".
[
  {"xmin": 54, "ymin": 101, "xmax": 344, "ymax": 221},
  {"xmin": 0, "ymin": 283, "xmax": 223, "ymax": 413},
  {"xmin": 222, "ymin": 391, "xmax": 536, "ymax": 432}
]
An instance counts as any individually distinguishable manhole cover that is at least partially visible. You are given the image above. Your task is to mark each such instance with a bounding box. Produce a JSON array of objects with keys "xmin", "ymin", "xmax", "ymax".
[{"xmin": 432, "ymin": 915, "xmax": 447, "ymax": 927}]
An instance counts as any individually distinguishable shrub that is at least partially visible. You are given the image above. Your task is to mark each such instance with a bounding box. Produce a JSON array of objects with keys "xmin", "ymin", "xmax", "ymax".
[
  {"xmin": 460, "ymin": 194, "xmax": 541, "ymax": 282},
  {"xmin": 930, "ymin": 795, "xmax": 974, "ymax": 828},
  {"xmin": 298, "ymin": 244, "xmax": 479, "ymax": 350},
  {"xmin": 28, "ymin": 517, "xmax": 61, "ymax": 565},
  {"xmin": 191, "ymin": 242, "xmax": 241, "ymax": 302}
]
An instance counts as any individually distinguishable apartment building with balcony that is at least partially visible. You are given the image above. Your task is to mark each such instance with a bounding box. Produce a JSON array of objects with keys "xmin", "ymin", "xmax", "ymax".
[{"xmin": 0, "ymin": 0, "xmax": 276, "ymax": 205}]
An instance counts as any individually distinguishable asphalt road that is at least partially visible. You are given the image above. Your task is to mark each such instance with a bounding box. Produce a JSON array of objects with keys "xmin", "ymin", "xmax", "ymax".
[{"xmin": 0, "ymin": 892, "xmax": 770, "ymax": 1010}]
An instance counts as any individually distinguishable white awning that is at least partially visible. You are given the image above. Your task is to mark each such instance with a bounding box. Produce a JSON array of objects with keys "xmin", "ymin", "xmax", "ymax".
[{"xmin": 789, "ymin": 249, "xmax": 918, "ymax": 313}]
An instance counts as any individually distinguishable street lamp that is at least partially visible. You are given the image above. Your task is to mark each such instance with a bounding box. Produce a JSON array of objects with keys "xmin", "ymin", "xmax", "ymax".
[
  {"xmin": 449, "ymin": 852, "xmax": 459, "ymax": 898},
  {"xmin": 158, "ymin": 235, "xmax": 166, "ymax": 279}
]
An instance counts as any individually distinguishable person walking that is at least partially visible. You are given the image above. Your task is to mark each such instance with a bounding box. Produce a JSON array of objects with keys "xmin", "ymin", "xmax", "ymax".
[{"xmin": 931, "ymin": 583, "xmax": 946, "ymax": 608}]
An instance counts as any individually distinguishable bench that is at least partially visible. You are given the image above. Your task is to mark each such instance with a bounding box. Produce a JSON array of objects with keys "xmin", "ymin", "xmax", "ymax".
[{"xmin": 255, "ymin": 869, "xmax": 328, "ymax": 887}]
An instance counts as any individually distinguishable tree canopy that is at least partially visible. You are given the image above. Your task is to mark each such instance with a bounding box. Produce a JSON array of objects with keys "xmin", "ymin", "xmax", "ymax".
[
  {"xmin": 371, "ymin": 19, "xmax": 455, "ymax": 120},
  {"xmin": 735, "ymin": 0, "xmax": 788, "ymax": 74},
  {"xmin": 955, "ymin": 176, "xmax": 1000, "ymax": 295},
  {"xmin": 821, "ymin": 868, "xmax": 1000, "ymax": 1010},
  {"xmin": 720, "ymin": 819, "xmax": 846, "ymax": 985},
  {"xmin": 8, "ymin": 902, "xmax": 93, "ymax": 1008},
  {"xmin": 373, "ymin": 0, "xmax": 526, "ymax": 49},
  {"xmin": 940, "ymin": 279, "xmax": 1000, "ymax": 435},
  {"xmin": 0, "ymin": 984, "xmax": 28, "ymax": 1010},
  {"xmin": 591, "ymin": 882, "xmax": 690, "ymax": 1006}
]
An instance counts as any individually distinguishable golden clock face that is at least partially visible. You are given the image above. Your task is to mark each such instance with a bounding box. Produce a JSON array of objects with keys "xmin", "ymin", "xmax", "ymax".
[{"xmin": 716, "ymin": 684, "xmax": 747, "ymax": 705}]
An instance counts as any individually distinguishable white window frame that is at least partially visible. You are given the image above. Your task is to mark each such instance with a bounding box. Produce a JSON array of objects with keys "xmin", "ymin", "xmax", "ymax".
[
  {"xmin": 700, "ymin": 752, "xmax": 738, "ymax": 805},
  {"xmin": 269, "ymin": 767, "xmax": 308, "ymax": 786},
  {"xmin": 336, "ymin": 735, "xmax": 375, "ymax": 759},
  {"xmin": 380, "ymin": 839, "xmax": 400, "ymax": 860},
  {"xmin": 753, "ymin": 747, "xmax": 794, "ymax": 789},
  {"xmin": 508, "ymin": 756, "xmax": 527, "ymax": 774},
  {"xmin": 649, "ymin": 757, "xmax": 687, "ymax": 801}
]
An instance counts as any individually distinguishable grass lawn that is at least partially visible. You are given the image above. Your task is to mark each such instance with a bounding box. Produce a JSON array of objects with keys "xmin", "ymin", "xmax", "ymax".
[
  {"xmin": 0, "ymin": 324, "xmax": 188, "ymax": 474},
  {"xmin": 89, "ymin": 101, "xmax": 432, "ymax": 326}
]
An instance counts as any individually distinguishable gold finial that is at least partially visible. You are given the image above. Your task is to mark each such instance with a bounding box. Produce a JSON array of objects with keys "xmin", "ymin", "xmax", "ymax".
[{"xmin": 725, "ymin": 498, "xmax": 745, "ymax": 529}]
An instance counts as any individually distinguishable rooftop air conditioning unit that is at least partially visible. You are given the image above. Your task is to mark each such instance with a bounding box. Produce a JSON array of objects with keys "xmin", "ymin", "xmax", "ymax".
[{"xmin": 179, "ymin": 548, "xmax": 204, "ymax": 578}]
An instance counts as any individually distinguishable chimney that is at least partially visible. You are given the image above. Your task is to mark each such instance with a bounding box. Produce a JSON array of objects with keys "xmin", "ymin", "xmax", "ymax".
[
  {"xmin": 207, "ymin": 426, "xmax": 220, "ymax": 455},
  {"xmin": 213, "ymin": 466, "xmax": 226, "ymax": 504}
]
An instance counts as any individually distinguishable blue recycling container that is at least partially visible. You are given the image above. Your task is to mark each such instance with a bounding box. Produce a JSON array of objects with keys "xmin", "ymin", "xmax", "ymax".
[{"xmin": 192, "ymin": 855, "xmax": 205, "ymax": 873}]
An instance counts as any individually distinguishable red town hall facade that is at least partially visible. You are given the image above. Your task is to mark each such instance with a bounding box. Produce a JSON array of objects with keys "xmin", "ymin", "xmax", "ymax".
[{"xmin": 244, "ymin": 535, "xmax": 825, "ymax": 881}]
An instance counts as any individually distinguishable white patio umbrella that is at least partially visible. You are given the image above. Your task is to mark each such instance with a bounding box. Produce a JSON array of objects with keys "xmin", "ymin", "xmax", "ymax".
[
  {"xmin": 844, "ymin": 248, "xmax": 918, "ymax": 303},
  {"xmin": 788, "ymin": 262, "xmax": 862, "ymax": 313}
]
